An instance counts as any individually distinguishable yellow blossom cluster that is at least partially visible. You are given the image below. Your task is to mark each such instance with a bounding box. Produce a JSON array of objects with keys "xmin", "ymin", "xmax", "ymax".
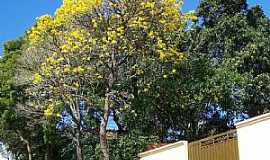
[
  {"xmin": 159, "ymin": 0, "xmax": 184, "ymax": 31},
  {"xmin": 106, "ymin": 27, "xmax": 125, "ymax": 44},
  {"xmin": 28, "ymin": 15, "xmax": 55, "ymax": 44},
  {"xmin": 44, "ymin": 104, "xmax": 55, "ymax": 118},
  {"xmin": 33, "ymin": 73, "xmax": 42, "ymax": 84},
  {"xmin": 44, "ymin": 104, "xmax": 61, "ymax": 118},
  {"xmin": 55, "ymin": 0, "xmax": 102, "ymax": 24},
  {"xmin": 61, "ymin": 28, "xmax": 92, "ymax": 53},
  {"xmin": 125, "ymin": 0, "xmax": 193, "ymax": 61},
  {"xmin": 128, "ymin": 16, "xmax": 148, "ymax": 29},
  {"xmin": 28, "ymin": 0, "xmax": 103, "ymax": 45}
]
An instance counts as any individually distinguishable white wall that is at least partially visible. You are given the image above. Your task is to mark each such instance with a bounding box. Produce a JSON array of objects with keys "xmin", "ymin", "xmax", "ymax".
[
  {"xmin": 236, "ymin": 113, "xmax": 270, "ymax": 160},
  {"xmin": 139, "ymin": 141, "xmax": 188, "ymax": 160}
]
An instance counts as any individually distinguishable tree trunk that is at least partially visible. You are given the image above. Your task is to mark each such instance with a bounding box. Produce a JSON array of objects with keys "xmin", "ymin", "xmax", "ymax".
[
  {"xmin": 100, "ymin": 42, "xmax": 116, "ymax": 160},
  {"xmin": 100, "ymin": 93, "xmax": 110, "ymax": 160},
  {"xmin": 75, "ymin": 130, "xmax": 83, "ymax": 160},
  {"xmin": 69, "ymin": 100, "xmax": 83, "ymax": 160},
  {"xmin": 26, "ymin": 141, "xmax": 32, "ymax": 160},
  {"xmin": 18, "ymin": 131, "xmax": 32, "ymax": 160},
  {"xmin": 45, "ymin": 143, "xmax": 55, "ymax": 160},
  {"xmin": 74, "ymin": 101, "xmax": 83, "ymax": 160}
]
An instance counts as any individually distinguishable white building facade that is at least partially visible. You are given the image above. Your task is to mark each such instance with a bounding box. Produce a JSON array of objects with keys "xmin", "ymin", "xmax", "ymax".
[{"xmin": 236, "ymin": 113, "xmax": 270, "ymax": 160}]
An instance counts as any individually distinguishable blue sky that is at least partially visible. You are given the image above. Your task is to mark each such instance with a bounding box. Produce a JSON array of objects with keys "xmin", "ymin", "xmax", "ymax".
[
  {"xmin": 0, "ymin": 0, "xmax": 269, "ymax": 54},
  {"xmin": 0, "ymin": 0, "xmax": 62, "ymax": 53}
]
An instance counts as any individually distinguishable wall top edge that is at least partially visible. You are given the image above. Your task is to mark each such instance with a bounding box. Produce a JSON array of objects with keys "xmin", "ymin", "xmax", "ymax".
[
  {"xmin": 138, "ymin": 141, "xmax": 187, "ymax": 158},
  {"xmin": 235, "ymin": 112, "xmax": 270, "ymax": 129}
]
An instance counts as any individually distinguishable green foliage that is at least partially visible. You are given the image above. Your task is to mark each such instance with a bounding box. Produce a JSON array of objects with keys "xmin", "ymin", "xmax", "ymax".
[
  {"xmin": 128, "ymin": 58, "xmax": 213, "ymax": 141},
  {"xmin": 59, "ymin": 132, "xmax": 157, "ymax": 160},
  {"xmin": 108, "ymin": 133, "xmax": 158, "ymax": 160},
  {"xmin": 197, "ymin": 0, "xmax": 247, "ymax": 26},
  {"xmin": 0, "ymin": 38, "xmax": 24, "ymax": 108},
  {"xmin": 0, "ymin": 38, "xmax": 66, "ymax": 160},
  {"xmin": 187, "ymin": 0, "xmax": 270, "ymax": 131},
  {"xmin": 0, "ymin": 38, "xmax": 27, "ymax": 157}
]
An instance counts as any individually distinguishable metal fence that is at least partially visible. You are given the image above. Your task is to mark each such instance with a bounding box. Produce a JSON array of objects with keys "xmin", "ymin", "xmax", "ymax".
[{"xmin": 188, "ymin": 130, "xmax": 239, "ymax": 160}]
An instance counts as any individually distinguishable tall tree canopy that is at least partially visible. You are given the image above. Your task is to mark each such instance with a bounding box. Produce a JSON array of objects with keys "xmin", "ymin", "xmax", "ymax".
[
  {"xmin": 128, "ymin": 0, "xmax": 270, "ymax": 142},
  {"xmin": 186, "ymin": 0, "xmax": 270, "ymax": 134},
  {"xmin": 21, "ymin": 0, "xmax": 195, "ymax": 159}
]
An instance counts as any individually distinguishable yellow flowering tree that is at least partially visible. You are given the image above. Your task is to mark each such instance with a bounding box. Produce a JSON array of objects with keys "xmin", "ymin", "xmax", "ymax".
[{"xmin": 25, "ymin": 0, "xmax": 195, "ymax": 159}]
